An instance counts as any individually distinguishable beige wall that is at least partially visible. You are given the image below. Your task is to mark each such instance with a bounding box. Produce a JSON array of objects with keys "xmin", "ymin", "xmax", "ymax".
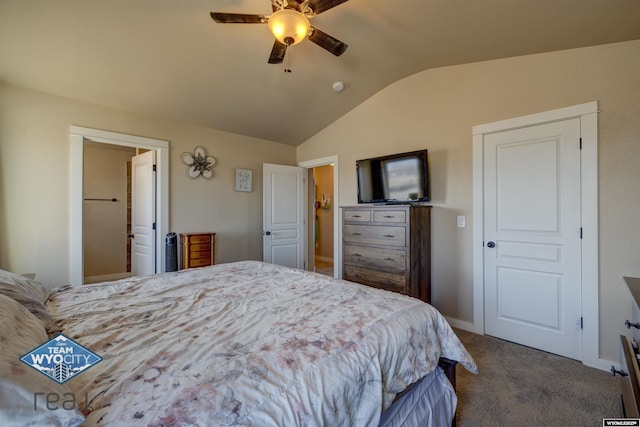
[
  {"xmin": 297, "ymin": 40, "xmax": 640, "ymax": 362},
  {"xmin": 0, "ymin": 84, "xmax": 296, "ymax": 286}
]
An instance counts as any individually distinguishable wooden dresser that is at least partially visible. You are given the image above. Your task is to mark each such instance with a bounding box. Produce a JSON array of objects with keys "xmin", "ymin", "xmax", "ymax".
[
  {"xmin": 180, "ymin": 232, "xmax": 215, "ymax": 270},
  {"xmin": 616, "ymin": 276, "xmax": 640, "ymax": 417},
  {"xmin": 342, "ymin": 205, "xmax": 431, "ymax": 303}
]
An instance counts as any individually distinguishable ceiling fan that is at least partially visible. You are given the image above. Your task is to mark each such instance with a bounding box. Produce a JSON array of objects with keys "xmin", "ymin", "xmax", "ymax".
[{"xmin": 210, "ymin": 0, "xmax": 349, "ymax": 64}]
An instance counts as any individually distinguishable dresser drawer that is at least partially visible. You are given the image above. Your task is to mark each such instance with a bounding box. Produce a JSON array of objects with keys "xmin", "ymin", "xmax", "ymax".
[
  {"xmin": 343, "ymin": 209, "xmax": 372, "ymax": 222},
  {"xmin": 344, "ymin": 265, "xmax": 406, "ymax": 294},
  {"xmin": 373, "ymin": 210, "xmax": 406, "ymax": 223},
  {"xmin": 344, "ymin": 244, "xmax": 406, "ymax": 271},
  {"xmin": 343, "ymin": 224, "xmax": 406, "ymax": 247},
  {"xmin": 619, "ymin": 335, "xmax": 640, "ymax": 418}
]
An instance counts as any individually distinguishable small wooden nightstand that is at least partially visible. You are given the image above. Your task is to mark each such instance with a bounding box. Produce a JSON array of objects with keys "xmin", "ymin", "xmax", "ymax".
[{"xmin": 180, "ymin": 232, "xmax": 215, "ymax": 270}]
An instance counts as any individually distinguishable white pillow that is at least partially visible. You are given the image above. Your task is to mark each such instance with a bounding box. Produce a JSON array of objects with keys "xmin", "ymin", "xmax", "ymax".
[
  {"xmin": 0, "ymin": 294, "xmax": 84, "ymax": 427},
  {"xmin": 0, "ymin": 269, "xmax": 49, "ymax": 303},
  {"xmin": 0, "ymin": 268, "xmax": 60, "ymax": 334}
]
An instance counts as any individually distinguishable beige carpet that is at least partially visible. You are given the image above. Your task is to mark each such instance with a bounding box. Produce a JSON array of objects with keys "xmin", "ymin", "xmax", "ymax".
[{"xmin": 454, "ymin": 328, "xmax": 620, "ymax": 426}]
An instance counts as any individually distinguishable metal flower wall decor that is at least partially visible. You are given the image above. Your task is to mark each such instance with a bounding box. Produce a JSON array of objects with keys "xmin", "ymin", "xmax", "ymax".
[{"xmin": 181, "ymin": 145, "xmax": 218, "ymax": 179}]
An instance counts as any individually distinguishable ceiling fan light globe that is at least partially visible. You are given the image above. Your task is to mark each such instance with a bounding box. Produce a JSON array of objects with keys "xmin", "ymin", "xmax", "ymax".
[{"xmin": 268, "ymin": 9, "xmax": 310, "ymax": 46}]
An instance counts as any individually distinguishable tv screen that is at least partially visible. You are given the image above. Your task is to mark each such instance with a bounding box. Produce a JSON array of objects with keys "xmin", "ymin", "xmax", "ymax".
[{"xmin": 356, "ymin": 149, "xmax": 429, "ymax": 204}]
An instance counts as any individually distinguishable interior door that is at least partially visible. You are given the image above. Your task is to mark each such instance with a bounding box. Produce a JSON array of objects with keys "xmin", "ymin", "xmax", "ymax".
[
  {"xmin": 131, "ymin": 150, "xmax": 156, "ymax": 276},
  {"xmin": 483, "ymin": 118, "xmax": 582, "ymax": 360},
  {"xmin": 263, "ymin": 163, "xmax": 305, "ymax": 269}
]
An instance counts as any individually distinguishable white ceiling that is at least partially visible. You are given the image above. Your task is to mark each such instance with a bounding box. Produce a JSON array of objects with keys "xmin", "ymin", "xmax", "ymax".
[{"xmin": 2, "ymin": 0, "xmax": 640, "ymax": 146}]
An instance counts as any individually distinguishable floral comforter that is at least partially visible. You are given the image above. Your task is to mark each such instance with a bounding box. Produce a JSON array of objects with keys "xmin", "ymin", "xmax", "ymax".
[{"xmin": 47, "ymin": 261, "xmax": 476, "ymax": 426}]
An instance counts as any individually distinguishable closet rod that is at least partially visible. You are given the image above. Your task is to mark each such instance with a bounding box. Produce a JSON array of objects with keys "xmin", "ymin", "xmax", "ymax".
[{"xmin": 84, "ymin": 198, "xmax": 118, "ymax": 202}]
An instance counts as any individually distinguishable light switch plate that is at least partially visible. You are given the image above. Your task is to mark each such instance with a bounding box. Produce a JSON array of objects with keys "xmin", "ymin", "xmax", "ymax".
[{"xmin": 457, "ymin": 216, "xmax": 466, "ymax": 228}]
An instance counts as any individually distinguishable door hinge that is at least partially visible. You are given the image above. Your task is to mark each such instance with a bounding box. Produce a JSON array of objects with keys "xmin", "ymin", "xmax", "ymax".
[
  {"xmin": 153, "ymin": 164, "xmax": 157, "ymax": 172},
  {"xmin": 579, "ymin": 138, "xmax": 582, "ymax": 150},
  {"xmin": 580, "ymin": 317, "xmax": 583, "ymax": 329},
  {"xmin": 580, "ymin": 227, "xmax": 583, "ymax": 239},
  {"xmin": 152, "ymin": 222, "xmax": 156, "ymax": 230}
]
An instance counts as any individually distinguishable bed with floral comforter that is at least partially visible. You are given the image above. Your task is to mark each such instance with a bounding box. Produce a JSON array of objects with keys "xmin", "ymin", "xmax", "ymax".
[{"xmin": 45, "ymin": 261, "xmax": 476, "ymax": 426}]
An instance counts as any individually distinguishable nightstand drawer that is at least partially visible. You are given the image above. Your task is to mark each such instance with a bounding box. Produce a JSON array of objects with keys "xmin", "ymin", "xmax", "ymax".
[
  {"xmin": 190, "ymin": 243, "xmax": 211, "ymax": 252},
  {"xmin": 343, "ymin": 265, "xmax": 406, "ymax": 294},
  {"xmin": 189, "ymin": 257, "xmax": 211, "ymax": 267},
  {"xmin": 188, "ymin": 234, "xmax": 211, "ymax": 244},
  {"xmin": 343, "ymin": 224, "xmax": 406, "ymax": 246},
  {"xmin": 344, "ymin": 244, "xmax": 406, "ymax": 271},
  {"xmin": 189, "ymin": 250, "xmax": 211, "ymax": 260}
]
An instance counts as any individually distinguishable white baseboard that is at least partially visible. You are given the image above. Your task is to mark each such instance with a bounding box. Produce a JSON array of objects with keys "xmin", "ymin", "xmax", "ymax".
[
  {"xmin": 84, "ymin": 272, "xmax": 130, "ymax": 284},
  {"xmin": 445, "ymin": 316, "xmax": 474, "ymax": 332},
  {"xmin": 585, "ymin": 357, "xmax": 617, "ymax": 373},
  {"xmin": 445, "ymin": 316, "xmax": 616, "ymax": 373}
]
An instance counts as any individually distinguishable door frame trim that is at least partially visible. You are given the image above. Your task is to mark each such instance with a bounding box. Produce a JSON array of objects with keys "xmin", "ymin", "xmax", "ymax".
[
  {"xmin": 472, "ymin": 101, "xmax": 600, "ymax": 368},
  {"xmin": 69, "ymin": 126, "xmax": 169, "ymax": 286},
  {"xmin": 298, "ymin": 156, "xmax": 340, "ymax": 278}
]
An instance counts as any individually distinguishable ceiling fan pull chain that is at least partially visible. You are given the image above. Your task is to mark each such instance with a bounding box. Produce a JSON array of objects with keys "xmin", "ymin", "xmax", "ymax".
[{"xmin": 284, "ymin": 48, "xmax": 292, "ymax": 73}]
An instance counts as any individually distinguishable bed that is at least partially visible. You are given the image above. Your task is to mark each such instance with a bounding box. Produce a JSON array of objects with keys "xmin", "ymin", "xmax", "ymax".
[{"xmin": 0, "ymin": 261, "xmax": 476, "ymax": 426}]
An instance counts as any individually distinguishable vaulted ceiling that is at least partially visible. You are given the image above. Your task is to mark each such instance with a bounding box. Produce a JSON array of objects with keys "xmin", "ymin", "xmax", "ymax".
[{"xmin": 2, "ymin": 0, "xmax": 640, "ymax": 145}]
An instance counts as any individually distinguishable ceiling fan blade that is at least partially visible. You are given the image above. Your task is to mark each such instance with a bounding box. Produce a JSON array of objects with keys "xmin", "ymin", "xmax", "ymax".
[
  {"xmin": 268, "ymin": 40, "xmax": 288, "ymax": 64},
  {"xmin": 210, "ymin": 12, "xmax": 268, "ymax": 23},
  {"xmin": 308, "ymin": 26, "xmax": 348, "ymax": 56},
  {"xmin": 308, "ymin": 0, "xmax": 350, "ymax": 15}
]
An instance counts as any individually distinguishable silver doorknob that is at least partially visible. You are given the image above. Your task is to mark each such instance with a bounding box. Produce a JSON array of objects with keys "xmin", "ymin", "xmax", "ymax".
[{"xmin": 264, "ymin": 231, "xmax": 271, "ymax": 236}]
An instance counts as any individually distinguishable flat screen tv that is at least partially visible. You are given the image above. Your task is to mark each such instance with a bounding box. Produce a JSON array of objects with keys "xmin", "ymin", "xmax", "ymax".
[{"xmin": 356, "ymin": 149, "xmax": 429, "ymax": 204}]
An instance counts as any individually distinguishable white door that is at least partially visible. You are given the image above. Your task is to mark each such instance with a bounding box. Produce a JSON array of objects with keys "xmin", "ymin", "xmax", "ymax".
[
  {"xmin": 484, "ymin": 118, "xmax": 582, "ymax": 360},
  {"xmin": 131, "ymin": 150, "xmax": 156, "ymax": 276},
  {"xmin": 263, "ymin": 163, "xmax": 305, "ymax": 269}
]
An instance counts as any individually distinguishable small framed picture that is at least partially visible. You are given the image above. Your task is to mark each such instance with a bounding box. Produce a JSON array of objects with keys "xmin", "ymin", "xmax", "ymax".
[{"xmin": 235, "ymin": 168, "xmax": 253, "ymax": 192}]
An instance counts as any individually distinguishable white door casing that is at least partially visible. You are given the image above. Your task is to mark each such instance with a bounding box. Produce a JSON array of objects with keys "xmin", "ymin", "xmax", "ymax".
[
  {"xmin": 483, "ymin": 118, "xmax": 582, "ymax": 360},
  {"xmin": 472, "ymin": 102, "xmax": 601, "ymax": 369},
  {"xmin": 263, "ymin": 163, "xmax": 305, "ymax": 269},
  {"xmin": 131, "ymin": 150, "xmax": 157, "ymax": 276},
  {"xmin": 69, "ymin": 126, "xmax": 169, "ymax": 286}
]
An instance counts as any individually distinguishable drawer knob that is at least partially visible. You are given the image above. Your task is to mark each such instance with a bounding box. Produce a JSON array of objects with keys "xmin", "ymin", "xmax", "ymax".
[
  {"xmin": 383, "ymin": 234, "xmax": 395, "ymax": 238},
  {"xmin": 383, "ymin": 215, "xmax": 394, "ymax": 218},
  {"xmin": 384, "ymin": 257, "xmax": 394, "ymax": 261},
  {"xmin": 353, "ymin": 215, "xmax": 361, "ymax": 218},
  {"xmin": 352, "ymin": 232, "xmax": 362, "ymax": 236},
  {"xmin": 611, "ymin": 365, "xmax": 628, "ymax": 377},
  {"xmin": 353, "ymin": 253, "xmax": 362, "ymax": 257},
  {"xmin": 625, "ymin": 319, "xmax": 640, "ymax": 329}
]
